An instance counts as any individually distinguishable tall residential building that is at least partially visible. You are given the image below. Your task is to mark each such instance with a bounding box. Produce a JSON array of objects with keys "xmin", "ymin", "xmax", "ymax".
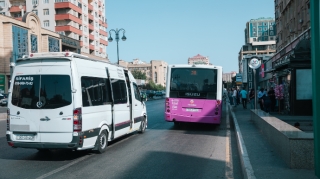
[
  {"xmin": 2, "ymin": 0, "xmax": 108, "ymax": 59},
  {"xmin": 238, "ymin": 17, "xmax": 276, "ymax": 73},
  {"xmin": 188, "ymin": 54, "xmax": 210, "ymax": 65},
  {"xmin": 269, "ymin": 0, "xmax": 311, "ymax": 115},
  {"xmin": 120, "ymin": 59, "xmax": 168, "ymax": 87}
]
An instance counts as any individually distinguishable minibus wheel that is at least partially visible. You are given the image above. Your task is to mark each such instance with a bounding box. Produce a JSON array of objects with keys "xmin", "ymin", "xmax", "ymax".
[
  {"xmin": 95, "ymin": 130, "xmax": 108, "ymax": 154},
  {"xmin": 138, "ymin": 117, "xmax": 146, "ymax": 133}
]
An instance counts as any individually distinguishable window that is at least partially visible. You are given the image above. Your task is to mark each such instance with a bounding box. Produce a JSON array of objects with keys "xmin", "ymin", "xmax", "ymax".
[
  {"xmin": 32, "ymin": 0, "xmax": 38, "ymax": 5},
  {"xmin": 154, "ymin": 72, "xmax": 157, "ymax": 83},
  {"xmin": 111, "ymin": 79, "xmax": 128, "ymax": 104},
  {"xmin": 43, "ymin": 9, "xmax": 49, "ymax": 15},
  {"xmin": 133, "ymin": 83, "xmax": 141, "ymax": 101},
  {"xmin": 264, "ymin": 32, "xmax": 268, "ymax": 36},
  {"xmin": 43, "ymin": 0, "xmax": 49, "ymax": 3},
  {"xmin": 81, "ymin": 77, "xmax": 111, "ymax": 107},
  {"xmin": 270, "ymin": 31, "xmax": 274, "ymax": 36},
  {"xmin": 43, "ymin": 20, "xmax": 49, "ymax": 27},
  {"xmin": 32, "ymin": 10, "xmax": 38, "ymax": 15},
  {"xmin": 258, "ymin": 27, "xmax": 262, "ymax": 31},
  {"xmin": 11, "ymin": 75, "xmax": 72, "ymax": 109},
  {"xmin": 0, "ymin": 1, "xmax": 5, "ymax": 7},
  {"xmin": 84, "ymin": 36, "xmax": 88, "ymax": 42}
]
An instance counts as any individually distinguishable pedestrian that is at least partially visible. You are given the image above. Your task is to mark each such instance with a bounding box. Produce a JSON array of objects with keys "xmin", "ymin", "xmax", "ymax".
[
  {"xmin": 232, "ymin": 87, "xmax": 237, "ymax": 107},
  {"xmin": 268, "ymin": 87, "xmax": 276, "ymax": 111},
  {"xmin": 236, "ymin": 89, "xmax": 240, "ymax": 105},
  {"xmin": 261, "ymin": 94, "xmax": 271, "ymax": 113},
  {"xmin": 240, "ymin": 88, "xmax": 248, "ymax": 109},
  {"xmin": 258, "ymin": 88, "xmax": 265, "ymax": 110},
  {"xmin": 249, "ymin": 88, "xmax": 255, "ymax": 109}
]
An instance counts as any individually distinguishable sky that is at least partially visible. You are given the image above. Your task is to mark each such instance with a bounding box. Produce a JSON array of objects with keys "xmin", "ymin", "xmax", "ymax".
[{"xmin": 106, "ymin": 0, "xmax": 275, "ymax": 73}]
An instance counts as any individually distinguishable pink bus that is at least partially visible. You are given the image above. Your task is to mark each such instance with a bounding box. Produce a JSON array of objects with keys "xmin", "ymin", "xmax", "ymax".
[{"xmin": 165, "ymin": 65, "xmax": 223, "ymax": 125}]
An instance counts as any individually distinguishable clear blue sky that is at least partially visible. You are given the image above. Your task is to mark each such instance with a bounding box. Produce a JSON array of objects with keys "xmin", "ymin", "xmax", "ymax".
[{"xmin": 106, "ymin": 0, "xmax": 274, "ymax": 73}]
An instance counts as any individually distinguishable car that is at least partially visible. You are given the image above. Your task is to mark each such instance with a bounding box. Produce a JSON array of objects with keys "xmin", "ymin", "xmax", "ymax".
[{"xmin": 0, "ymin": 98, "xmax": 7, "ymax": 106}]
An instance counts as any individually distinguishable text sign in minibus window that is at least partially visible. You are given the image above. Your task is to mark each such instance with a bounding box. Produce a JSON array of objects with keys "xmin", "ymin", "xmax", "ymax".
[{"xmin": 169, "ymin": 68, "xmax": 217, "ymax": 99}]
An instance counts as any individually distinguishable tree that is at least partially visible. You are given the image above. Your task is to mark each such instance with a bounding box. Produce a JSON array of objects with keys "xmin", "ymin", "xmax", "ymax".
[{"xmin": 131, "ymin": 70, "xmax": 146, "ymax": 80}]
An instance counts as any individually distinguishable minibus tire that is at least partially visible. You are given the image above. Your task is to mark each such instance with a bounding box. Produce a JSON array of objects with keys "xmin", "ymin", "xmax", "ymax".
[
  {"xmin": 138, "ymin": 117, "xmax": 146, "ymax": 133},
  {"xmin": 95, "ymin": 130, "xmax": 108, "ymax": 154},
  {"xmin": 37, "ymin": 149, "xmax": 50, "ymax": 153}
]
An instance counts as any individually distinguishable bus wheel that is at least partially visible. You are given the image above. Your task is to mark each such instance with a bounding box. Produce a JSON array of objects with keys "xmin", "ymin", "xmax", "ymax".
[
  {"xmin": 95, "ymin": 130, "xmax": 108, "ymax": 154},
  {"xmin": 138, "ymin": 117, "xmax": 146, "ymax": 133}
]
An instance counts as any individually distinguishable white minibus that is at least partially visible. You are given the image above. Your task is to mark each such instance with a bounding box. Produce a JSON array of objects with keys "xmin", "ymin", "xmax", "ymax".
[{"xmin": 6, "ymin": 52, "xmax": 147, "ymax": 153}]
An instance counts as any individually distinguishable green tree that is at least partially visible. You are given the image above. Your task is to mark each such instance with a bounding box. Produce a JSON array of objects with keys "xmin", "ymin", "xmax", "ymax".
[{"xmin": 131, "ymin": 70, "xmax": 147, "ymax": 80}]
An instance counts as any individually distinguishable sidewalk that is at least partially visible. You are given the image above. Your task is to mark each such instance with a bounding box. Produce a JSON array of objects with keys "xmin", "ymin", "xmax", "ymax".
[{"xmin": 228, "ymin": 103, "xmax": 319, "ymax": 179}]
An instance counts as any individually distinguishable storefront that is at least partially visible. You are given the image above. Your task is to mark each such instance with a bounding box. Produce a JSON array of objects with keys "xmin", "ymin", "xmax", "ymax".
[{"xmin": 271, "ymin": 28, "xmax": 311, "ymax": 115}]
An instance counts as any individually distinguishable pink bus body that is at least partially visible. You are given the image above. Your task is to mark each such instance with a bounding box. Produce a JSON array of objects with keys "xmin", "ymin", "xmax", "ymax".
[{"xmin": 164, "ymin": 65, "xmax": 223, "ymax": 124}]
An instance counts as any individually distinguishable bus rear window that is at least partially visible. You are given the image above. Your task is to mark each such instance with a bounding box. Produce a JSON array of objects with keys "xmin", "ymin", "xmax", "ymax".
[
  {"xmin": 11, "ymin": 75, "xmax": 72, "ymax": 109},
  {"xmin": 170, "ymin": 68, "xmax": 217, "ymax": 99}
]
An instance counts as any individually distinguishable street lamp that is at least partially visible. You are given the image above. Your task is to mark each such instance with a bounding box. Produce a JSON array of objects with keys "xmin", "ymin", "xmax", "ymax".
[{"xmin": 108, "ymin": 28, "xmax": 126, "ymax": 64}]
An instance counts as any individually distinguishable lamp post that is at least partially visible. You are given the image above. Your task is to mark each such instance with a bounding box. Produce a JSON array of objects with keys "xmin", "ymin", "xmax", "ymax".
[
  {"xmin": 108, "ymin": 28, "xmax": 126, "ymax": 64},
  {"xmin": 248, "ymin": 57, "xmax": 261, "ymax": 110}
]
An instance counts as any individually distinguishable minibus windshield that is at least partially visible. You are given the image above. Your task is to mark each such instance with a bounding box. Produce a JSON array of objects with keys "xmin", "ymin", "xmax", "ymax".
[{"xmin": 11, "ymin": 75, "xmax": 72, "ymax": 109}]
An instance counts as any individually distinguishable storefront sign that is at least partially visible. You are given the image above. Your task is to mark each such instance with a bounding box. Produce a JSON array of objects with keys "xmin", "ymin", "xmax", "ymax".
[
  {"xmin": 248, "ymin": 57, "xmax": 261, "ymax": 69},
  {"xmin": 274, "ymin": 56, "xmax": 290, "ymax": 68}
]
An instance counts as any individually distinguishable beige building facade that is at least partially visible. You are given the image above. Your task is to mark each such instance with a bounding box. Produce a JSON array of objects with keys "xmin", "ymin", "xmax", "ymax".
[
  {"xmin": 222, "ymin": 71, "xmax": 236, "ymax": 82},
  {"xmin": 120, "ymin": 59, "xmax": 168, "ymax": 87},
  {"xmin": 188, "ymin": 54, "xmax": 210, "ymax": 65}
]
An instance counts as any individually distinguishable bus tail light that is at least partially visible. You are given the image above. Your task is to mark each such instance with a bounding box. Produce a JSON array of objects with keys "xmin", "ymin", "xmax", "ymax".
[
  {"xmin": 216, "ymin": 100, "xmax": 221, "ymax": 106},
  {"xmin": 166, "ymin": 98, "xmax": 170, "ymax": 112},
  {"xmin": 7, "ymin": 109, "xmax": 10, "ymax": 131},
  {"xmin": 73, "ymin": 108, "xmax": 82, "ymax": 132}
]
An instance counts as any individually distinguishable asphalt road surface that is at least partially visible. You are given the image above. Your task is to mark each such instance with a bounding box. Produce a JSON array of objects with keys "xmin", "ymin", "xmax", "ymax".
[{"xmin": 0, "ymin": 99, "xmax": 242, "ymax": 179}]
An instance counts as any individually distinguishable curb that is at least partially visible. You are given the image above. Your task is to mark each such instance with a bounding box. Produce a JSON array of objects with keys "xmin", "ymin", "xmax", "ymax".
[{"xmin": 227, "ymin": 104, "xmax": 256, "ymax": 179}]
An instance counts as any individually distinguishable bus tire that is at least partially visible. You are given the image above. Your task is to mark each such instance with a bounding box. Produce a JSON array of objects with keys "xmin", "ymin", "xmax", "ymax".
[
  {"xmin": 138, "ymin": 117, "xmax": 146, "ymax": 133},
  {"xmin": 95, "ymin": 130, "xmax": 108, "ymax": 154}
]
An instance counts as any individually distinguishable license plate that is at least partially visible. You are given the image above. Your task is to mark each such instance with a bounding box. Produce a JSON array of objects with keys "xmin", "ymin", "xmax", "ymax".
[
  {"xmin": 186, "ymin": 108, "xmax": 199, "ymax": 112},
  {"xmin": 16, "ymin": 135, "xmax": 34, "ymax": 140}
]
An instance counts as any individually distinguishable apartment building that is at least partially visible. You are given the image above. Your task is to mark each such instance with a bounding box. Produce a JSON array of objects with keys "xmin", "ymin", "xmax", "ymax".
[
  {"xmin": 120, "ymin": 59, "xmax": 168, "ymax": 87},
  {"xmin": 1, "ymin": 0, "xmax": 108, "ymax": 59},
  {"xmin": 222, "ymin": 71, "xmax": 236, "ymax": 83},
  {"xmin": 238, "ymin": 17, "xmax": 276, "ymax": 73},
  {"xmin": 188, "ymin": 54, "xmax": 210, "ymax": 65},
  {"xmin": 269, "ymin": 0, "xmax": 311, "ymax": 115}
]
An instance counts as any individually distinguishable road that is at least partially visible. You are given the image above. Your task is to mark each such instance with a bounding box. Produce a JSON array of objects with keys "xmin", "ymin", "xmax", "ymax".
[{"xmin": 0, "ymin": 99, "xmax": 242, "ymax": 179}]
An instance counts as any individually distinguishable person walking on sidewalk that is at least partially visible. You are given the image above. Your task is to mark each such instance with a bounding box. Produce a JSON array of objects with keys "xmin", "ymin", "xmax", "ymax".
[
  {"xmin": 228, "ymin": 88, "xmax": 234, "ymax": 105},
  {"xmin": 240, "ymin": 88, "xmax": 248, "ymax": 109},
  {"xmin": 261, "ymin": 94, "xmax": 271, "ymax": 113},
  {"xmin": 232, "ymin": 87, "xmax": 237, "ymax": 107},
  {"xmin": 258, "ymin": 88, "xmax": 265, "ymax": 110},
  {"xmin": 249, "ymin": 88, "xmax": 255, "ymax": 109}
]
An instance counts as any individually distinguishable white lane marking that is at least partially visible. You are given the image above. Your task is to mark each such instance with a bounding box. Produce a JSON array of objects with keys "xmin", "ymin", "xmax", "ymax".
[
  {"xmin": 36, "ymin": 133, "xmax": 138, "ymax": 179},
  {"xmin": 225, "ymin": 104, "xmax": 233, "ymax": 179},
  {"xmin": 36, "ymin": 155, "xmax": 91, "ymax": 179}
]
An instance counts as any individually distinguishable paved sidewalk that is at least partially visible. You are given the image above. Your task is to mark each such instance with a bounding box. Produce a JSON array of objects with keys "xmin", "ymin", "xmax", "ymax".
[{"xmin": 228, "ymin": 103, "xmax": 319, "ymax": 179}]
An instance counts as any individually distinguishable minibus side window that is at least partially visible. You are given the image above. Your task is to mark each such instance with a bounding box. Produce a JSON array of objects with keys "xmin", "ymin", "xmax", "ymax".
[
  {"xmin": 133, "ymin": 83, "xmax": 141, "ymax": 101},
  {"xmin": 111, "ymin": 79, "xmax": 128, "ymax": 104},
  {"xmin": 81, "ymin": 77, "xmax": 112, "ymax": 107}
]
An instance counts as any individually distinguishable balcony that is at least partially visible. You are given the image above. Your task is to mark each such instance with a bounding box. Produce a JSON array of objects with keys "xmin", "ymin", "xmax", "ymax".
[
  {"xmin": 9, "ymin": 5, "xmax": 26, "ymax": 13},
  {"xmin": 99, "ymin": 29, "xmax": 107, "ymax": 36},
  {"xmin": 89, "ymin": 34, "xmax": 94, "ymax": 41},
  {"xmin": 89, "ymin": 24, "xmax": 94, "ymax": 31},
  {"xmin": 80, "ymin": 41, "xmax": 83, "ymax": 47},
  {"xmin": 88, "ymin": 4, "xmax": 93, "ymax": 11},
  {"xmin": 89, "ymin": 44, "xmax": 95, "ymax": 50},
  {"xmin": 98, "ymin": 0, "xmax": 102, "ymax": 7},
  {"xmin": 55, "ymin": 2, "xmax": 82, "ymax": 14},
  {"xmin": 100, "ymin": 47, "xmax": 103, "ymax": 53},
  {"xmin": 100, "ymin": 39, "xmax": 108, "ymax": 46},
  {"xmin": 99, "ymin": 10, "xmax": 102, "ymax": 16},
  {"xmin": 55, "ymin": 25, "xmax": 83, "ymax": 36},
  {"xmin": 101, "ymin": 21, "xmax": 107, "ymax": 28},
  {"xmin": 88, "ymin": 14, "xmax": 94, "ymax": 20},
  {"xmin": 55, "ymin": 14, "xmax": 82, "ymax": 25}
]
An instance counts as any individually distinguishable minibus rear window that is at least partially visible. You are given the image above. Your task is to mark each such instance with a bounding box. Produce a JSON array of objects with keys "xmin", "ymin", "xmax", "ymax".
[{"xmin": 11, "ymin": 75, "xmax": 72, "ymax": 109}]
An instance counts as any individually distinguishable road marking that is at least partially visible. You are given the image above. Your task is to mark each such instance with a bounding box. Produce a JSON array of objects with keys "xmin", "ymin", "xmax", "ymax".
[
  {"xmin": 36, "ymin": 155, "xmax": 91, "ymax": 179},
  {"xmin": 225, "ymin": 104, "xmax": 234, "ymax": 179}
]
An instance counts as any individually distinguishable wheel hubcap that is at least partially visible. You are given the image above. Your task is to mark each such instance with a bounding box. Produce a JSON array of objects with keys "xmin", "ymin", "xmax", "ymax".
[{"xmin": 100, "ymin": 134, "xmax": 106, "ymax": 149}]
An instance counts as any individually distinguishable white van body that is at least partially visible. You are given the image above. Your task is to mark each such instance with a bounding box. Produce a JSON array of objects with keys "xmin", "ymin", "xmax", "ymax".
[{"xmin": 6, "ymin": 52, "xmax": 147, "ymax": 152}]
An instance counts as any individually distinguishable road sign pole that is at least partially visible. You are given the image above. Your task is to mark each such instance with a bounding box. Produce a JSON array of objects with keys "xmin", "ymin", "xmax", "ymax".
[
  {"xmin": 311, "ymin": 0, "xmax": 320, "ymax": 176},
  {"xmin": 254, "ymin": 69, "xmax": 257, "ymax": 109}
]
